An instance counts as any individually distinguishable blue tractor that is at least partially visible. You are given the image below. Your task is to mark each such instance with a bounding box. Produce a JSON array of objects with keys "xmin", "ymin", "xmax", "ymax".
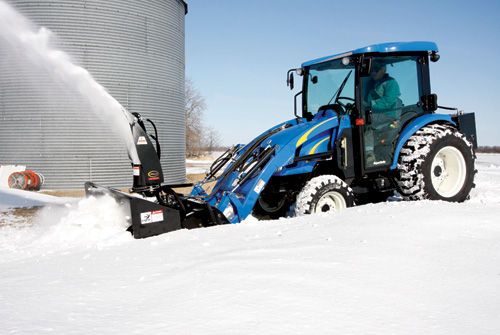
[{"xmin": 86, "ymin": 41, "xmax": 477, "ymax": 238}]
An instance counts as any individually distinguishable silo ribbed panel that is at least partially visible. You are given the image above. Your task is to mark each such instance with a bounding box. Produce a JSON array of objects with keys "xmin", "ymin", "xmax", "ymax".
[{"xmin": 0, "ymin": 0, "xmax": 186, "ymax": 189}]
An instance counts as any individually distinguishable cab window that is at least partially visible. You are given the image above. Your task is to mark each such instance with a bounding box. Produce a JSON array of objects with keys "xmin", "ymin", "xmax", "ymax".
[{"xmin": 306, "ymin": 59, "xmax": 355, "ymax": 117}]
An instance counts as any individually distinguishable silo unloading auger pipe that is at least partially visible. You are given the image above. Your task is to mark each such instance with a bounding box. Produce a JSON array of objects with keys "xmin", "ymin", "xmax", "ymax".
[{"xmin": 84, "ymin": 111, "xmax": 227, "ymax": 238}]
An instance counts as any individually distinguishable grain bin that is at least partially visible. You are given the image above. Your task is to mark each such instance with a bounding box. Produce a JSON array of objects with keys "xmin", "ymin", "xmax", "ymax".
[{"xmin": 0, "ymin": 0, "xmax": 187, "ymax": 189}]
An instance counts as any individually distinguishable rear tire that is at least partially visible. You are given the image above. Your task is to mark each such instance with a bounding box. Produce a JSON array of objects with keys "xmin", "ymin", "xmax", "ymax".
[
  {"xmin": 396, "ymin": 124, "xmax": 475, "ymax": 202},
  {"xmin": 295, "ymin": 175, "xmax": 355, "ymax": 216}
]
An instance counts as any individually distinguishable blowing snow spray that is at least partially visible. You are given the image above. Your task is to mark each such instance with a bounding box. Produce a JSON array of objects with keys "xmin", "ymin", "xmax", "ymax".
[{"xmin": 0, "ymin": 0, "xmax": 140, "ymax": 164}]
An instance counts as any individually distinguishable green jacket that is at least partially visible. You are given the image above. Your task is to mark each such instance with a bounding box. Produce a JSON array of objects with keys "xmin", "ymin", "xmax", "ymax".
[
  {"xmin": 366, "ymin": 75, "xmax": 402, "ymax": 129},
  {"xmin": 367, "ymin": 75, "xmax": 402, "ymax": 111}
]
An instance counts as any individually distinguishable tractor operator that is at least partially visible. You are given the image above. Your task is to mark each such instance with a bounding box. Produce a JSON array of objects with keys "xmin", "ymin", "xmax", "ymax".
[
  {"xmin": 363, "ymin": 61, "xmax": 403, "ymax": 165},
  {"xmin": 364, "ymin": 62, "xmax": 402, "ymax": 114}
]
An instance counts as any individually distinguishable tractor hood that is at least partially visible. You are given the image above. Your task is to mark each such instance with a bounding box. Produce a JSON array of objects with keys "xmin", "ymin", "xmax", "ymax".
[{"xmin": 253, "ymin": 109, "xmax": 341, "ymax": 160}]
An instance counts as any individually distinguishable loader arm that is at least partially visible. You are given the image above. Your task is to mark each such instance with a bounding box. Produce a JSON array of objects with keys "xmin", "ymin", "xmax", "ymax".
[{"xmin": 194, "ymin": 112, "xmax": 342, "ymax": 223}]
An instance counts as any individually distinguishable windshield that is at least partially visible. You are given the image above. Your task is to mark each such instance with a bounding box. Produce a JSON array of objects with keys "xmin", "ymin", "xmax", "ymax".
[{"xmin": 305, "ymin": 59, "xmax": 355, "ymax": 116}]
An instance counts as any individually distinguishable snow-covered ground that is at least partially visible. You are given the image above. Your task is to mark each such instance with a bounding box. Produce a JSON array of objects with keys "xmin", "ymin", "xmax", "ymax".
[
  {"xmin": 1, "ymin": 154, "xmax": 499, "ymax": 334},
  {"xmin": 186, "ymin": 158, "xmax": 214, "ymax": 174},
  {"xmin": 186, "ymin": 151, "xmax": 225, "ymax": 174},
  {"xmin": 0, "ymin": 187, "xmax": 73, "ymax": 211}
]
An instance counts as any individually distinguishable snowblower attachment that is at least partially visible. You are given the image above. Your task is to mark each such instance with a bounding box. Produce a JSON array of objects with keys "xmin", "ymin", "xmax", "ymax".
[
  {"xmin": 83, "ymin": 111, "xmax": 186, "ymax": 238},
  {"xmin": 84, "ymin": 111, "xmax": 228, "ymax": 238}
]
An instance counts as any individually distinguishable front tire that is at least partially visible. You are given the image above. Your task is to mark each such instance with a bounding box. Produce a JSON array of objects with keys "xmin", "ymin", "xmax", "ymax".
[
  {"xmin": 295, "ymin": 175, "xmax": 355, "ymax": 216},
  {"xmin": 253, "ymin": 193, "xmax": 290, "ymax": 220},
  {"xmin": 396, "ymin": 124, "xmax": 475, "ymax": 202}
]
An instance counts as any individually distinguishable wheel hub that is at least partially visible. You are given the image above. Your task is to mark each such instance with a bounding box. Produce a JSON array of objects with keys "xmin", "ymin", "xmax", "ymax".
[
  {"xmin": 433, "ymin": 165, "xmax": 443, "ymax": 177},
  {"xmin": 321, "ymin": 204, "xmax": 331, "ymax": 212},
  {"xmin": 314, "ymin": 191, "xmax": 346, "ymax": 214}
]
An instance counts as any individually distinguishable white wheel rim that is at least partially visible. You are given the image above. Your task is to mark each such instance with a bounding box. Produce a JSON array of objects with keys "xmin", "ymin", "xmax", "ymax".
[
  {"xmin": 430, "ymin": 146, "xmax": 466, "ymax": 198},
  {"xmin": 314, "ymin": 191, "xmax": 347, "ymax": 213}
]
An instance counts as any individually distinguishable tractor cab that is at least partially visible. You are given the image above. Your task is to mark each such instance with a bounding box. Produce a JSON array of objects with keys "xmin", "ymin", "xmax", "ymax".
[{"xmin": 290, "ymin": 41, "xmax": 441, "ymax": 175}]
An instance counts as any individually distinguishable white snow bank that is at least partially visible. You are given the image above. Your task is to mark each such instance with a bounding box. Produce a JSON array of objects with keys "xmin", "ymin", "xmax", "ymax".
[
  {"xmin": 1, "ymin": 200, "xmax": 499, "ymax": 334},
  {"xmin": 186, "ymin": 159, "xmax": 213, "ymax": 174},
  {"xmin": 186, "ymin": 166, "xmax": 209, "ymax": 174},
  {"xmin": 34, "ymin": 195, "xmax": 131, "ymax": 246},
  {"xmin": 186, "ymin": 159, "xmax": 216, "ymax": 164},
  {"xmin": 0, "ymin": 187, "xmax": 72, "ymax": 210},
  {"xmin": 0, "ymin": 195, "xmax": 131, "ymax": 261},
  {"xmin": 0, "ymin": 154, "xmax": 499, "ymax": 334},
  {"xmin": 186, "ymin": 152, "xmax": 225, "ymax": 174}
]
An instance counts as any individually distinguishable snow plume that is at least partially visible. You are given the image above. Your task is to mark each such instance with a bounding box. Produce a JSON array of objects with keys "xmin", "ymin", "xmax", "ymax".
[
  {"xmin": 34, "ymin": 195, "xmax": 131, "ymax": 247},
  {"xmin": 0, "ymin": 195, "xmax": 131, "ymax": 262},
  {"xmin": 0, "ymin": 1, "xmax": 139, "ymax": 164}
]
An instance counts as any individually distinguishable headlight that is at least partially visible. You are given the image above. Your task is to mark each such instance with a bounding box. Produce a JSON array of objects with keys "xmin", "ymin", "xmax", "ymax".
[{"xmin": 223, "ymin": 203, "xmax": 235, "ymax": 221}]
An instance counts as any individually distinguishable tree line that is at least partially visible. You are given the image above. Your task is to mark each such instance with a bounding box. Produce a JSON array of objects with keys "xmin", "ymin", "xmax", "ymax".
[{"xmin": 477, "ymin": 146, "xmax": 500, "ymax": 153}]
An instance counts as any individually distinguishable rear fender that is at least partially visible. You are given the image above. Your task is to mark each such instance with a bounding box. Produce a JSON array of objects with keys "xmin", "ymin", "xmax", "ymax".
[{"xmin": 390, "ymin": 114, "xmax": 455, "ymax": 169}]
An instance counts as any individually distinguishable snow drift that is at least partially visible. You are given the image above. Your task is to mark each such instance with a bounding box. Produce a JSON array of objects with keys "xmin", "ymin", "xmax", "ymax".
[{"xmin": 0, "ymin": 154, "xmax": 499, "ymax": 334}]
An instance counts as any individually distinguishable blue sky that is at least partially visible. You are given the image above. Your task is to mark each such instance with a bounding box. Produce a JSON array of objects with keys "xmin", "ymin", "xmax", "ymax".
[{"xmin": 186, "ymin": 0, "xmax": 500, "ymax": 145}]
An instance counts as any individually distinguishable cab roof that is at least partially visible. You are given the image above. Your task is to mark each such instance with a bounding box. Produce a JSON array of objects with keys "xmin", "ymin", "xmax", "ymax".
[{"xmin": 301, "ymin": 41, "xmax": 439, "ymax": 67}]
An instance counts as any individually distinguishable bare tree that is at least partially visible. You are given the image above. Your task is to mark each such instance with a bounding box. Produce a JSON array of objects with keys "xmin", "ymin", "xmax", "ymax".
[
  {"xmin": 185, "ymin": 78, "xmax": 223, "ymax": 156},
  {"xmin": 185, "ymin": 78, "xmax": 206, "ymax": 157},
  {"xmin": 204, "ymin": 126, "xmax": 221, "ymax": 153}
]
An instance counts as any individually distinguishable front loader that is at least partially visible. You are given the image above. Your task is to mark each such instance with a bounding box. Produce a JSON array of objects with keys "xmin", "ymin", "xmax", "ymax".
[{"xmin": 86, "ymin": 41, "xmax": 477, "ymax": 238}]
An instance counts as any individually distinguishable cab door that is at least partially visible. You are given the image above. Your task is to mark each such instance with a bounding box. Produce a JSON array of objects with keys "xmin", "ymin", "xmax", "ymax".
[{"xmin": 359, "ymin": 55, "xmax": 426, "ymax": 170}]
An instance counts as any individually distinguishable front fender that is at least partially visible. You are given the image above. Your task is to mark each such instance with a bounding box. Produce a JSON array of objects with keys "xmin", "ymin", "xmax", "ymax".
[{"xmin": 390, "ymin": 114, "xmax": 456, "ymax": 169}]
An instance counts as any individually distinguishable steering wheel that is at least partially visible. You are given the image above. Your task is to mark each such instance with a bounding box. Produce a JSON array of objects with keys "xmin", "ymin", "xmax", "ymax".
[
  {"xmin": 335, "ymin": 96, "xmax": 354, "ymax": 106},
  {"xmin": 335, "ymin": 96, "xmax": 355, "ymax": 113}
]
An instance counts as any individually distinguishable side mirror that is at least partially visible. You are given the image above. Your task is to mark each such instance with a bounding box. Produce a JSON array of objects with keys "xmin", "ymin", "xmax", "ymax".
[
  {"xmin": 287, "ymin": 68, "xmax": 304, "ymax": 90},
  {"xmin": 287, "ymin": 72, "xmax": 294, "ymax": 90},
  {"xmin": 430, "ymin": 51, "xmax": 440, "ymax": 62},
  {"xmin": 421, "ymin": 94, "xmax": 438, "ymax": 112},
  {"xmin": 359, "ymin": 57, "xmax": 372, "ymax": 77}
]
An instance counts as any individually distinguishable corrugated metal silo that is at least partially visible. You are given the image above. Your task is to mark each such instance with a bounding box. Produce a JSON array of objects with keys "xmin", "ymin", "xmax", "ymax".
[{"xmin": 0, "ymin": 0, "xmax": 187, "ymax": 189}]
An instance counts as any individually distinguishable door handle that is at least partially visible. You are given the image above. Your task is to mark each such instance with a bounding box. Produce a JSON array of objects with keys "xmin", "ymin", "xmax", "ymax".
[{"xmin": 365, "ymin": 109, "xmax": 373, "ymax": 125}]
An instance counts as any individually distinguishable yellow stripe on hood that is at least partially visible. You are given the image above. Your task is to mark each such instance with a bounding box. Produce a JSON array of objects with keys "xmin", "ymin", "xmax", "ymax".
[
  {"xmin": 296, "ymin": 117, "xmax": 336, "ymax": 148},
  {"xmin": 308, "ymin": 137, "xmax": 330, "ymax": 155}
]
